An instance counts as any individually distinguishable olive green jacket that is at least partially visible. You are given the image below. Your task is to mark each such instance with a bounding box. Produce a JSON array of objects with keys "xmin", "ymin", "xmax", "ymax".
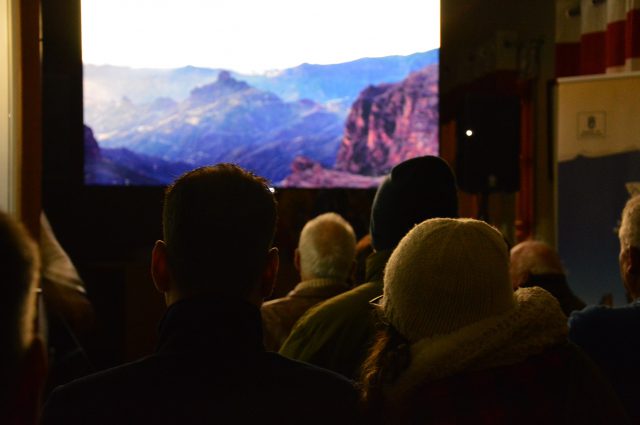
[{"xmin": 279, "ymin": 250, "xmax": 391, "ymax": 379}]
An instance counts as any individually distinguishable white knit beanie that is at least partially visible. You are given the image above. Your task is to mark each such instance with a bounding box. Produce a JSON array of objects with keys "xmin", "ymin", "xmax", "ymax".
[{"xmin": 382, "ymin": 218, "xmax": 516, "ymax": 343}]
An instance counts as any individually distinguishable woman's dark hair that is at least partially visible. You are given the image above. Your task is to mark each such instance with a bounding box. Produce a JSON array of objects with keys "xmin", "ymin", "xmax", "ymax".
[{"xmin": 359, "ymin": 321, "xmax": 411, "ymax": 422}]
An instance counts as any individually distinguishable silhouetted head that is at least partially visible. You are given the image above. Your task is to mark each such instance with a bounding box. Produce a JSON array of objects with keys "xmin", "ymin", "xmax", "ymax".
[
  {"xmin": 295, "ymin": 212, "xmax": 356, "ymax": 282},
  {"xmin": 510, "ymin": 240, "xmax": 565, "ymax": 290},
  {"xmin": 0, "ymin": 211, "xmax": 46, "ymax": 424},
  {"xmin": 618, "ymin": 195, "xmax": 640, "ymax": 300},
  {"xmin": 152, "ymin": 164, "xmax": 278, "ymax": 305},
  {"xmin": 369, "ymin": 156, "xmax": 458, "ymax": 251}
]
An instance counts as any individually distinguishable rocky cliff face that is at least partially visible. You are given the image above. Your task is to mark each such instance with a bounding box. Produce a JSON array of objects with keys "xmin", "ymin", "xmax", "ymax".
[
  {"xmin": 84, "ymin": 124, "xmax": 192, "ymax": 185},
  {"xmin": 279, "ymin": 156, "xmax": 384, "ymax": 188},
  {"xmin": 86, "ymin": 72, "xmax": 345, "ymax": 184},
  {"xmin": 335, "ymin": 64, "xmax": 439, "ymax": 176},
  {"xmin": 84, "ymin": 125, "xmax": 101, "ymax": 161}
]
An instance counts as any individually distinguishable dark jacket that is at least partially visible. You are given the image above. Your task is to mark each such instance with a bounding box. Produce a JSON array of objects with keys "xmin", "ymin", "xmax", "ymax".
[
  {"xmin": 522, "ymin": 273, "xmax": 586, "ymax": 316},
  {"xmin": 42, "ymin": 296, "xmax": 360, "ymax": 425},
  {"xmin": 569, "ymin": 300, "xmax": 640, "ymax": 422}
]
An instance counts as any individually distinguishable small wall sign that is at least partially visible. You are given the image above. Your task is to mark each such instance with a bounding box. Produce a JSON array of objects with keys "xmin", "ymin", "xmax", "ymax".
[{"xmin": 578, "ymin": 111, "xmax": 607, "ymax": 138}]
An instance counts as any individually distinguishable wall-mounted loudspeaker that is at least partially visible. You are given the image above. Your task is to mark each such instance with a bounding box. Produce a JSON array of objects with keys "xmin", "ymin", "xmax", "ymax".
[{"xmin": 455, "ymin": 94, "xmax": 520, "ymax": 193}]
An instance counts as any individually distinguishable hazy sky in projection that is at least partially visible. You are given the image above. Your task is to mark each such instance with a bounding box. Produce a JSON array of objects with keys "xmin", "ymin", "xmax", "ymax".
[{"xmin": 81, "ymin": 0, "xmax": 440, "ymax": 74}]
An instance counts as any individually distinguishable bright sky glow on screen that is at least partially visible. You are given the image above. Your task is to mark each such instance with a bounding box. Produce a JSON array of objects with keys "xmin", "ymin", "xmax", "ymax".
[{"xmin": 81, "ymin": 0, "xmax": 440, "ymax": 73}]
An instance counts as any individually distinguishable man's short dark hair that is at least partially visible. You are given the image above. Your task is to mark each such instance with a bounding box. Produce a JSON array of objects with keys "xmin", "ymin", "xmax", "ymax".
[
  {"xmin": 0, "ymin": 211, "xmax": 39, "ymax": 408},
  {"xmin": 163, "ymin": 164, "xmax": 277, "ymax": 296}
]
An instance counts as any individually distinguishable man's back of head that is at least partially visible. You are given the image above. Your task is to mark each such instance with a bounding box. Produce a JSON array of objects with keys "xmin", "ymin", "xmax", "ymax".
[
  {"xmin": 297, "ymin": 212, "xmax": 356, "ymax": 282},
  {"xmin": 0, "ymin": 211, "xmax": 46, "ymax": 424},
  {"xmin": 618, "ymin": 194, "xmax": 640, "ymax": 300},
  {"xmin": 157, "ymin": 164, "xmax": 278, "ymax": 303},
  {"xmin": 510, "ymin": 240, "xmax": 585, "ymax": 315},
  {"xmin": 510, "ymin": 240, "xmax": 565, "ymax": 289}
]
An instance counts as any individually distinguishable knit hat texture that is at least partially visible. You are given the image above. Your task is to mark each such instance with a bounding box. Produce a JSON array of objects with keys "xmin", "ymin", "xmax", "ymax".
[
  {"xmin": 382, "ymin": 218, "xmax": 515, "ymax": 343},
  {"xmin": 370, "ymin": 156, "xmax": 458, "ymax": 251}
]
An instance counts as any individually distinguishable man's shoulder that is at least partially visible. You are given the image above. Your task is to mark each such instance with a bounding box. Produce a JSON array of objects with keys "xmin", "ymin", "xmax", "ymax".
[
  {"xmin": 569, "ymin": 303, "xmax": 640, "ymax": 348},
  {"xmin": 297, "ymin": 281, "xmax": 381, "ymax": 325},
  {"xmin": 52, "ymin": 355, "xmax": 155, "ymax": 393},
  {"xmin": 279, "ymin": 281, "xmax": 381, "ymax": 376},
  {"xmin": 280, "ymin": 281, "xmax": 379, "ymax": 346},
  {"xmin": 263, "ymin": 352, "xmax": 359, "ymax": 407},
  {"xmin": 261, "ymin": 294, "xmax": 294, "ymax": 317},
  {"xmin": 42, "ymin": 357, "xmax": 157, "ymax": 424},
  {"xmin": 44, "ymin": 352, "xmax": 361, "ymax": 425},
  {"xmin": 265, "ymin": 351, "xmax": 355, "ymax": 385},
  {"xmin": 569, "ymin": 303, "xmax": 640, "ymax": 327}
]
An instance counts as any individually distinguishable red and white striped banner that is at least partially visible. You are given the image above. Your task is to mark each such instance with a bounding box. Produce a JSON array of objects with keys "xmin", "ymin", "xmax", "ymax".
[
  {"xmin": 607, "ymin": 0, "xmax": 627, "ymax": 72},
  {"xmin": 627, "ymin": 0, "xmax": 640, "ymax": 70},
  {"xmin": 556, "ymin": 0, "xmax": 582, "ymax": 77},
  {"xmin": 580, "ymin": 0, "xmax": 607, "ymax": 75}
]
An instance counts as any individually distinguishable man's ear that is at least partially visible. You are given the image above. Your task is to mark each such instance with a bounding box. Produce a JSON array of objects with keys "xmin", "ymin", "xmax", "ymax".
[
  {"xmin": 628, "ymin": 246, "xmax": 640, "ymax": 274},
  {"xmin": 260, "ymin": 247, "xmax": 279, "ymax": 299},
  {"xmin": 293, "ymin": 248, "xmax": 301, "ymax": 273},
  {"xmin": 12, "ymin": 337, "xmax": 47, "ymax": 425},
  {"xmin": 151, "ymin": 240, "xmax": 172, "ymax": 294}
]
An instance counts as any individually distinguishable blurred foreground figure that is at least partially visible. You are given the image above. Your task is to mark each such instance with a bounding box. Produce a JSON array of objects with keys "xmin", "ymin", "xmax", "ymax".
[
  {"xmin": 510, "ymin": 240, "xmax": 586, "ymax": 315},
  {"xmin": 280, "ymin": 156, "xmax": 458, "ymax": 378},
  {"xmin": 40, "ymin": 212, "xmax": 94, "ymax": 390},
  {"xmin": 0, "ymin": 211, "xmax": 47, "ymax": 425},
  {"xmin": 43, "ymin": 164, "xmax": 359, "ymax": 425},
  {"xmin": 361, "ymin": 218, "xmax": 629, "ymax": 425},
  {"xmin": 261, "ymin": 212, "xmax": 356, "ymax": 351},
  {"xmin": 570, "ymin": 195, "xmax": 640, "ymax": 422}
]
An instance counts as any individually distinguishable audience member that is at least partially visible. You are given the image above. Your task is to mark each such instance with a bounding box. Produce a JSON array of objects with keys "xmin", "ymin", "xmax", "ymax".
[
  {"xmin": 569, "ymin": 194, "xmax": 640, "ymax": 421},
  {"xmin": 280, "ymin": 156, "xmax": 458, "ymax": 378},
  {"xmin": 262, "ymin": 212, "xmax": 356, "ymax": 351},
  {"xmin": 42, "ymin": 164, "xmax": 359, "ymax": 425},
  {"xmin": 361, "ymin": 218, "xmax": 629, "ymax": 425},
  {"xmin": 0, "ymin": 211, "xmax": 47, "ymax": 425},
  {"xmin": 510, "ymin": 240, "xmax": 586, "ymax": 315},
  {"xmin": 40, "ymin": 212, "xmax": 94, "ymax": 391},
  {"xmin": 40, "ymin": 212, "xmax": 94, "ymax": 334}
]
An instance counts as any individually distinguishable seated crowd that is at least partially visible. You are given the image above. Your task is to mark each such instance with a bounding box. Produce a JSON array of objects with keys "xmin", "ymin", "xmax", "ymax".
[{"xmin": 1, "ymin": 157, "xmax": 639, "ymax": 424}]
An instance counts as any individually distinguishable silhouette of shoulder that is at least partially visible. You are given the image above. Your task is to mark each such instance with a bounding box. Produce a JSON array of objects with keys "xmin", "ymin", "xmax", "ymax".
[
  {"xmin": 280, "ymin": 281, "xmax": 381, "ymax": 377},
  {"xmin": 43, "ymin": 351, "xmax": 359, "ymax": 425}
]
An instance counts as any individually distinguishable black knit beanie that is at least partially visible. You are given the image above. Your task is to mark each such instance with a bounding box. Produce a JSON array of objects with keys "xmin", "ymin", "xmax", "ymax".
[{"xmin": 370, "ymin": 156, "xmax": 458, "ymax": 251}]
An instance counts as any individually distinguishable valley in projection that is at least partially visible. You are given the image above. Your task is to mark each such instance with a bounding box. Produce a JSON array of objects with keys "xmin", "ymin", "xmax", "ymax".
[{"xmin": 84, "ymin": 49, "xmax": 440, "ymax": 188}]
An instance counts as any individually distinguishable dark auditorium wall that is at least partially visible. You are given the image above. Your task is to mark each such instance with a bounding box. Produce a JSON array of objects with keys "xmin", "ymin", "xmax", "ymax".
[
  {"xmin": 441, "ymin": 0, "xmax": 556, "ymax": 244},
  {"xmin": 558, "ymin": 151, "xmax": 640, "ymax": 305},
  {"xmin": 41, "ymin": 0, "xmax": 557, "ymax": 367}
]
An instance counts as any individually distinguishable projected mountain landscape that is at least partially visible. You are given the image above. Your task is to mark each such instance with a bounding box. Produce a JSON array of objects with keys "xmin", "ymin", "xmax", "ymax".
[{"xmin": 84, "ymin": 49, "xmax": 439, "ymax": 187}]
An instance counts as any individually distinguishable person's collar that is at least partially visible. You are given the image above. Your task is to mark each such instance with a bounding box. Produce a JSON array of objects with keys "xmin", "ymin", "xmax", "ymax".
[
  {"xmin": 156, "ymin": 294, "xmax": 263, "ymax": 354},
  {"xmin": 291, "ymin": 278, "xmax": 348, "ymax": 294}
]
